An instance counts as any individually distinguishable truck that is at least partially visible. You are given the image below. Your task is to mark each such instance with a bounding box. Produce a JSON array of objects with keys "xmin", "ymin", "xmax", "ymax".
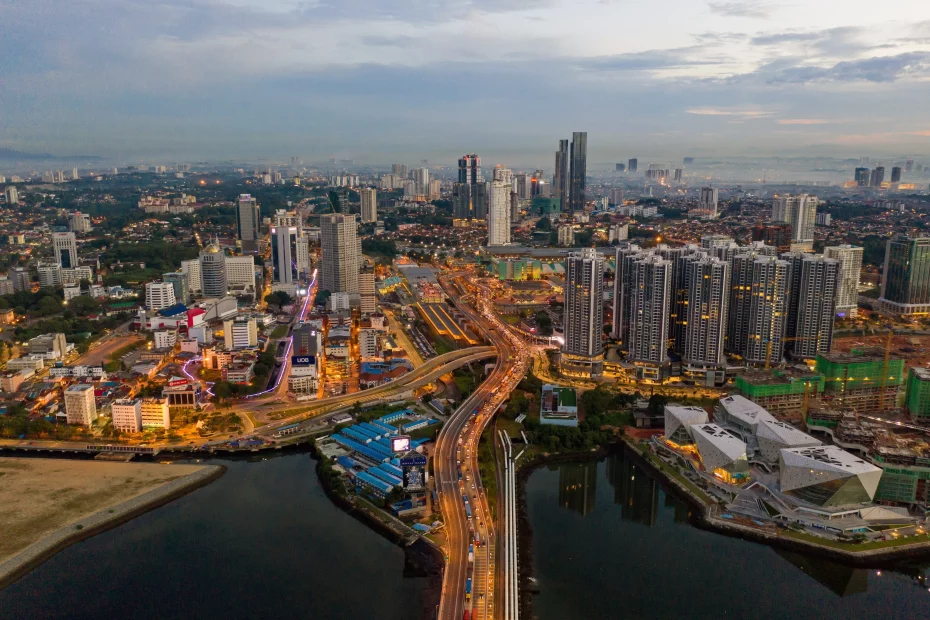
[
  {"xmin": 468, "ymin": 544, "xmax": 474, "ymax": 564},
  {"xmin": 465, "ymin": 503, "xmax": 472, "ymax": 518},
  {"xmin": 465, "ymin": 578, "xmax": 472, "ymax": 599}
]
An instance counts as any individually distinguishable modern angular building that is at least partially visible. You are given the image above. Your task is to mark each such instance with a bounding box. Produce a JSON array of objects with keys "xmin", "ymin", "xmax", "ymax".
[
  {"xmin": 754, "ymin": 419, "xmax": 821, "ymax": 463},
  {"xmin": 554, "ymin": 139, "xmax": 570, "ymax": 212},
  {"xmin": 569, "ymin": 132, "xmax": 587, "ymax": 213},
  {"xmin": 199, "ymin": 243, "xmax": 227, "ymax": 298},
  {"xmin": 663, "ymin": 405, "xmax": 709, "ymax": 446},
  {"xmin": 779, "ymin": 446, "xmax": 883, "ymax": 507},
  {"xmin": 690, "ymin": 423, "xmax": 749, "ymax": 484}
]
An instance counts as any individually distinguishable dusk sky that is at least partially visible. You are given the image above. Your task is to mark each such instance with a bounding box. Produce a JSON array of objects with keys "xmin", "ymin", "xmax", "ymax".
[{"xmin": 2, "ymin": 0, "xmax": 930, "ymax": 163}]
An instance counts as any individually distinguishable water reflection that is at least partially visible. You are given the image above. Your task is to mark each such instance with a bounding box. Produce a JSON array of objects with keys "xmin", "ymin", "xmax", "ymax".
[{"xmin": 528, "ymin": 449, "xmax": 930, "ymax": 619}]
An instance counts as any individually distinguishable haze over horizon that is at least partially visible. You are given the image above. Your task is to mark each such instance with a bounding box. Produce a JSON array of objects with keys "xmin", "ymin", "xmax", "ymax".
[{"xmin": 2, "ymin": 0, "xmax": 930, "ymax": 162}]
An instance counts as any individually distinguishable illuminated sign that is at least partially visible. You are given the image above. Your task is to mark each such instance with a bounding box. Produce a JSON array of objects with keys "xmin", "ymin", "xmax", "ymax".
[
  {"xmin": 167, "ymin": 379, "xmax": 188, "ymax": 388},
  {"xmin": 391, "ymin": 435, "xmax": 411, "ymax": 453},
  {"xmin": 291, "ymin": 355, "xmax": 315, "ymax": 366},
  {"xmin": 400, "ymin": 454, "xmax": 427, "ymax": 467}
]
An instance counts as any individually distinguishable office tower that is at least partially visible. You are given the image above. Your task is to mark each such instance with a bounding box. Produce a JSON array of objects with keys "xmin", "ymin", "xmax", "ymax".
[
  {"xmin": 823, "ymin": 244, "xmax": 863, "ymax": 318},
  {"xmin": 4, "ymin": 186, "xmax": 19, "ymax": 205},
  {"xmin": 452, "ymin": 183, "xmax": 472, "ymax": 219},
  {"xmin": 199, "ymin": 242, "xmax": 228, "ymax": 298},
  {"xmin": 112, "ymin": 399, "xmax": 143, "ymax": 433},
  {"xmin": 561, "ymin": 248, "xmax": 605, "ymax": 377},
  {"xmin": 609, "ymin": 188, "xmax": 624, "ymax": 205},
  {"xmin": 569, "ymin": 132, "xmax": 587, "ymax": 212},
  {"xmin": 615, "ymin": 163, "xmax": 626, "ymax": 172},
  {"xmin": 488, "ymin": 176, "xmax": 512, "ymax": 246},
  {"xmin": 271, "ymin": 225, "xmax": 300, "ymax": 293},
  {"xmin": 870, "ymin": 166, "xmax": 885, "ymax": 187},
  {"xmin": 879, "ymin": 235, "xmax": 930, "ymax": 315},
  {"xmin": 891, "ymin": 166, "xmax": 902, "ymax": 183},
  {"xmin": 10, "ymin": 266, "xmax": 30, "ymax": 291},
  {"xmin": 359, "ymin": 266, "xmax": 376, "ymax": 314},
  {"xmin": 472, "ymin": 182, "xmax": 488, "ymax": 219},
  {"xmin": 854, "ymin": 167, "xmax": 870, "ymax": 187},
  {"xmin": 236, "ymin": 194, "xmax": 261, "ymax": 252},
  {"xmin": 37, "ymin": 262, "xmax": 63, "ymax": 288},
  {"xmin": 64, "ymin": 384, "xmax": 96, "ymax": 427},
  {"xmin": 458, "ymin": 154, "xmax": 481, "ymax": 184},
  {"xmin": 555, "ymin": 139, "xmax": 570, "ymax": 212},
  {"xmin": 224, "ymin": 317, "xmax": 258, "ymax": 349},
  {"xmin": 906, "ymin": 159, "xmax": 914, "ymax": 173},
  {"xmin": 790, "ymin": 255, "xmax": 839, "ymax": 358},
  {"xmin": 744, "ymin": 257, "xmax": 790, "ymax": 366},
  {"xmin": 514, "ymin": 173, "xmax": 530, "ymax": 200},
  {"xmin": 273, "ymin": 208, "xmax": 301, "ymax": 228},
  {"xmin": 52, "ymin": 232, "xmax": 78, "ymax": 269},
  {"xmin": 683, "ymin": 255, "xmax": 730, "ymax": 369},
  {"xmin": 391, "ymin": 163, "xmax": 408, "ymax": 179},
  {"xmin": 510, "ymin": 191, "xmax": 520, "ymax": 223},
  {"xmin": 627, "ymin": 254, "xmax": 672, "ymax": 379},
  {"xmin": 412, "ymin": 167, "xmax": 430, "ymax": 195},
  {"xmin": 772, "ymin": 194, "xmax": 818, "ymax": 249},
  {"xmin": 145, "ymin": 281, "xmax": 177, "ymax": 311},
  {"xmin": 628, "ymin": 158, "xmax": 638, "ymax": 174},
  {"xmin": 68, "ymin": 212, "xmax": 91, "ymax": 233},
  {"xmin": 320, "ymin": 213, "xmax": 361, "ymax": 294},
  {"xmin": 683, "ymin": 157, "xmax": 694, "ymax": 166},
  {"xmin": 360, "ymin": 188, "xmax": 378, "ymax": 223},
  {"xmin": 163, "ymin": 271, "xmax": 191, "ymax": 305}
]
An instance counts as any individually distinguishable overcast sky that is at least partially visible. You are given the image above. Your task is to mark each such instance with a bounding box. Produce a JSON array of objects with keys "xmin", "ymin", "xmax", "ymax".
[{"xmin": 2, "ymin": 0, "xmax": 930, "ymax": 164}]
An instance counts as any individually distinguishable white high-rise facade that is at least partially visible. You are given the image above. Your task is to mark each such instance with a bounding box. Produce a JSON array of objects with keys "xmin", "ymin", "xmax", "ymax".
[
  {"xmin": 112, "ymin": 399, "xmax": 143, "ymax": 433},
  {"xmin": 823, "ymin": 244, "xmax": 863, "ymax": 318},
  {"xmin": 271, "ymin": 226, "xmax": 300, "ymax": 294},
  {"xmin": 68, "ymin": 212, "xmax": 92, "ymax": 233},
  {"xmin": 4, "ymin": 186, "xmax": 19, "ymax": 205},
  {"xmin": 360, "ymin": 188, "xmax": 378, "ymax": 223},
  {"xmin": 64, "ymin": 384, "xmax": 96, "ymax": 427},
  {"xmin": 321, "ymin": 213, "xmax": 361, "ymax": 294},
  {"xmin": 412, "ymin": 168, "xmax": 430, "ymax": 195},
  {"xmin": 689, "ymin": 187, "xmax": 719, "ymax": 219},
  {"xmin": 182, "ymin": 259, "xmax": 202, "ymax": 294},
  {"xmin": 488, "ymin": 173, "xmax": 512, "ymax": 247},
  {"xmin": 791, "ymin": 255, "xmax": 839, "ymax": 358},
  {"xmin": 772, "ymin": 194, "xmax": 819, "ymax": 250},
  {"xmin": 53, "ymin": 232, "xmax": 78, "ymax": 269},
  {"xmin": 561, "ymin": 248, "xmax": 605, "ymax": 377},
  {"xmin": 145, "ymin": 281, "xmax": 177, "ymax": 311}
]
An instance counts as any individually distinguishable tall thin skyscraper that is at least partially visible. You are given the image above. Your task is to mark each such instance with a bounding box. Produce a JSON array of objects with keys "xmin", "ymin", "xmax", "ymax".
[
  {"xmin": 823, "ymin": 244, "xmax": 863, "ymax": 318},
  {"xmin": 52, "ymin": 232, "xmax": 78, "ymax": 269},
  {"xmin": 891, "ymin": 166, "xmax": 902, "ymax": 183},
  {"xmin": 611, "ymin": 244, "xmax": 643, "ymax": 344},
  {"xmin": 772, "ymin": 194, "xmax": 818, "ymax": 249},
  {"xmin": 360, "ymin": 188, "xmax": 378, "ymax": 223},
  {"xmin": 744, "ymin": 256, "xmax": 790, "ymax": 366},
  {"xmin": 790, "ymin": 255, "xmax": 839, "ymax": 358},
  {"xmin": 628, "ymin": 158, "xmax": 638, "ymax": 174},
  {"xmin": 726, "ymin": 242, "xmax": 777, "ymax": 357},
  {"xmin": 488, "ymin": 171, "xmax": 512, "ymax": 246},
  {"xmin": 683, "ymin": 255, "xmax": 730, "ymax": 370},
  {"xmin": 689, "ymin": 187, "xmax": 719, "ymax": 220},
  {"xmin": 561, "ymin": 248, "xmax": 605, "ymax": 377},
  {"xmin": 879, "ymin": 235, "xmax": 930, "ymax": 315},
  {"xmin": 569, "ymin": 132, "xmax": 587, "ymax": 213},
  {"xmin": 870, "ymin": 166, "xmax": 885, "ymax": 187},
  {"xmin": 236, "ymin": 194, "xmax": 261, "ymax": 252},
  {"xmin": 781, "ymin": 251, "xmax": 806, "ymax": 343},
  {"xmin": 320, "ymin": 213, "xmax": 361, "ymax": 295},
  {"xmin": 854, "ymin": 167, "xmax": 870, "ymax": 187},
  {"xmin": 627, "ymin": 253, "xmax": 672, "ymax": 380},
  {"xmin": 554, "ymin": 139, "xmax": 570, "ymax": 212}
]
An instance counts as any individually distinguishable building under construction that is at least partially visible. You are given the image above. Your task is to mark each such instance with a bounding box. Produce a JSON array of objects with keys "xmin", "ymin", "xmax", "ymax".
[
  {"xmin": 733, "ymin": 369, "xmax": 825, "ymax": 421},
  {"xmin": 815, "ymin": 351, "xmax": 904, "ymax": 415}
]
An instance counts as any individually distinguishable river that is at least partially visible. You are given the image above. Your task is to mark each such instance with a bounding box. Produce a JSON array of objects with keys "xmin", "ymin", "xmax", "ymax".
[
  {"xmin": 0, "ymin": 451, "xmax": 429, "ymax": 620},
  {"xmin": 525, "ymin": 450, "xmax": 930, "ymax": 620}
]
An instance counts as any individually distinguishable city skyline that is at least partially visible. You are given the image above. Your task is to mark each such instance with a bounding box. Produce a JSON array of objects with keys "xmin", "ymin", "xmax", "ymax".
[{"xmin": 2, "ymin": 2, "xmax": 930, "ymax": 159}]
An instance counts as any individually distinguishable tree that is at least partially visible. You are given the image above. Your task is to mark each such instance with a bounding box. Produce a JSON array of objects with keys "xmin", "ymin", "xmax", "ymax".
[
  {"xmin": 535, "ymin": 217, "xmax": 552, "ymax": 231},
  {"xmin": 422, "ymin": 393, "xmax": 433, "ymax": 404},
  {"xmin": 0, "ymin": 342, "xmax": 10, "ymax": 365},
  {"xmin": 264, "ymin": 291, "xmax": 292, "ymax": 308}
]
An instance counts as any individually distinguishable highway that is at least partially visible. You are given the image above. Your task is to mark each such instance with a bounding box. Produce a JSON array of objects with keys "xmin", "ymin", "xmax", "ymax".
[{"xmin": 435, "ymin": 272, "xmax": 531, "ymax": 620}]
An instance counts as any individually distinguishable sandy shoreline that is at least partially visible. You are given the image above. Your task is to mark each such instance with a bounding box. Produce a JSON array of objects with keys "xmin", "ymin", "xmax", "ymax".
[{"xmin": 0, "ymin": 462, "xmax": 225, "ymax": 589}]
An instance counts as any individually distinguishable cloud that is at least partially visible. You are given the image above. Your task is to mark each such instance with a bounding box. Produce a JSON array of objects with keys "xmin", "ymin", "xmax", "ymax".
[
  {"xmin": 707, "ymin": 2, "xmax": 775, "ymax": 18},
  {"xmin": 763, "ymin": 52, "xmax": 930, "ymax": 83},
  {"xmin": 777, "ymin": 119, "xmax": 832, "ymax": 125},
  {"xmin": 686, "ymin": 106, "xmax": 775, "ymax": 119}
]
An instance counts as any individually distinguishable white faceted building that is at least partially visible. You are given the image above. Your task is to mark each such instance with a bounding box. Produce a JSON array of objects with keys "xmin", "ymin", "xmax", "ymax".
[
  {"xmin": 754, "ymin": 419, "xmax": 821, "ymax": 463},
  {"xmin": 714, "ymin": 395, "xmax": 775, "ymax": 438},
  {"xmin": 690, "ymin": 423, "xmax": 749, "ymax": 483},
  {"xmin": 664, "ymin": 405, "xmax": 709, "ymax": 446},
  {"xmin": 779, "ymin": 446, "xmax": 882, "ymax": 507}
]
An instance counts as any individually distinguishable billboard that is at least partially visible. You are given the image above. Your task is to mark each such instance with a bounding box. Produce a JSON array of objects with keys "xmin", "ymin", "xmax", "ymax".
[
  {"xmin": 400, "ymin": 454, "xmax": 427, "ymax": 467},
  {"xmin": 291, "ymin": 355, "xmax": 315, "ymax": 366},
  {"xmin": 403, "ymin": 465, "xmax": 426, "ymax": 492},
  {"xmin": 391, "ymin": 435, "xmax": 411, "ymax": 453},
  {"xmin": 167, "ymin": 379, "xmax": 188, "ymax": 388}
]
